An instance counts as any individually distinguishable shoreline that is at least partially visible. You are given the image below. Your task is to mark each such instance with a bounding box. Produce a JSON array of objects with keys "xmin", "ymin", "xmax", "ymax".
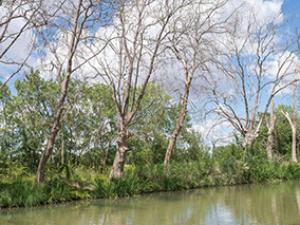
[{"xmin": 0, "ymin": 173, "xmax": 295, "ymax": 210}]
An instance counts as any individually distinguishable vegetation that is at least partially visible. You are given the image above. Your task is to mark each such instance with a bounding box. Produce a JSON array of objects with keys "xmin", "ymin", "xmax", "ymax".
[
  {"xmin": 1, "ymin": 153, "xmax": 300, "ymax": 208},
  {"xmin": 1, "ymin": 0, "xmax": 300, "ymax": 210},
  {"xmin": 1, "ymin": 73, "xmax": 300, "ymax": 208}
]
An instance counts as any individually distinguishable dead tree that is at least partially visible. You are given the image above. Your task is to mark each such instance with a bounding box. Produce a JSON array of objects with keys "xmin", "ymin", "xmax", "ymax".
[
  {"xmin": 88, "ymin": 0, "xmax": 190, "ymax": 180},
  {"xmin": 208, "ymin": 18, "xmax": 300, "ymax": 149},
  {"xmin": 281, "ymin": 83, "xmax": 298, "ymax": 162},
  {"xmin": 163, "ymin": 0, "xmax": 232, "ymax": 171}
]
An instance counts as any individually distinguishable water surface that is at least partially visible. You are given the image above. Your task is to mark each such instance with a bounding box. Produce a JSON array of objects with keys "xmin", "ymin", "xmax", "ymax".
[{"xmin": 1, "ymin": 181, "xmax": 300, "ymax": 225}]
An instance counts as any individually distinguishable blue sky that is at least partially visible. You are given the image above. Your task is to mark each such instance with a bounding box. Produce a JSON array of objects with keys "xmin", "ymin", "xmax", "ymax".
[
  {"xmin": 282, "ymin": 0, "xmax": 300, "ymax": 28},
  {"xmin": 1, "ymin": 0, "xmax": 300, "ymax": 146},
  {"xmin": 276, "ymin": 0, "xmax": 300, "ymax": 106},
  {"xmin": 2, "ymin": 0, "xmax": 300, "ymax": 87},
  {"xmin": 190, "ymin": 0, "xmax": 300, "ymax": 145}
]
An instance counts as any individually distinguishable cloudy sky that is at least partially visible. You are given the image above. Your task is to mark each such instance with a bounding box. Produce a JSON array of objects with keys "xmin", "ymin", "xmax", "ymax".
[
  {"xmin": 190, "ymin": 0, "xmax": 300, "ymax": 146},
  {"xmin": 1, "ymin": 0, "xmax": 300, "ymax": 146}
]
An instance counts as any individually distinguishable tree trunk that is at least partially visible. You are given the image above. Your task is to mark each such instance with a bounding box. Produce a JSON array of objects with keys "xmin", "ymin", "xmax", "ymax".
[
  {"xmin": 266, "ymin": 106, "xmax": 276, "ymax": 160},
  {"xmin": 242, "ymin": 131, "xmax": 257, "ymax": 149},
  {"xmin": 164, "ymin": 72, "xmax": 191, "ymax": 171},
  {"xmin": 282, "ymin": 110, "xmax": 298, "ymax": 163},
  {"xmin": 110, "ymin": 121, "xmax": 129, "ymax": 180},
  {"xmin": 266, "ymin": 134, "xmax": 274, "ymax": 160},
  {"xmin": 36, "ymin": 75, "xmax": 71, "ymax": 183},
  {"xmin": 266, "ymin": 125, "xmax": 276, "ymax": 160},
  {"xmin": 36, "ymin": 0, "xmax": 85, "ymax": 183},
  {"xmin": 291, "ymin": 125, "xmax": 297, "ymax": 162},
  {"xmin": 61, "ymin": 131, "xmax": 65, "ymax": 165},
  {"xmin": 163, "ymin": 106, "xmax": 187, "ymax": 170}
]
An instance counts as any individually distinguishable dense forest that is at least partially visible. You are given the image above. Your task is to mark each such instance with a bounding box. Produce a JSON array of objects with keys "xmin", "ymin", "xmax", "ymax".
[{"xmin": 1, "ymin": 0, "xmax": 300, "ymax": 208}]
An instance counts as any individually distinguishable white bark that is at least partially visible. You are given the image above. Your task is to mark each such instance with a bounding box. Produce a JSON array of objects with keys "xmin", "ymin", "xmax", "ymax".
[
  {"xmin": 282, "ymin": 110, "xmax": 297, "ymax": 163},
  {"xmin": 209, "ymin": 18, "xmax": 300, "ymax": 148}
]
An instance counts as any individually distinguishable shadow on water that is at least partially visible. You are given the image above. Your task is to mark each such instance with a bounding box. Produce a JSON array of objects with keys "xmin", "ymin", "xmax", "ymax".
[{"xmin": 1, "ymin": 181, "xmax": 300, "ymax": 225}]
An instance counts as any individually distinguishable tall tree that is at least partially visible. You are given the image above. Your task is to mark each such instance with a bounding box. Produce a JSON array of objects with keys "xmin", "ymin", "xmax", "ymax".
[
  {"xmin": 208, "ymin": 18, "xmax": 300, "ymax": 148},
  {"xmin": 89, "ymin": 0, "xmax": 188, "ymax": 179},
  {"xmin": 36, "ymin": 0, "xmax": 108, "ymax": 183},
  {"xmin": 281, "ymin": 83, "xmax": 298, "ymax": 162},
  {"xmin": 163, "ymin": 0, "xmax": 232, "ymax": 170}
]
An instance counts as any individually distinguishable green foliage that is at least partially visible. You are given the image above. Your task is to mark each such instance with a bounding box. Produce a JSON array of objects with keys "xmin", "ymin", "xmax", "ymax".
[
  {"xmin": 2, "ymin": 155, "xmax": 300, "ymax": 208},
  {"xmin": 0, "ymin": 178, "xmax": 47, "ymax": 207},
  {"xmin": 1, "ymin": 72, "xmax": 200, "ymax": 173},
  {"xmin": 212, "ymin": 144, "xmax": 249, "ymax": 184},
  {"xmin": 252, "ymin": 104, "xmax": 300, "ymax": 159},
  {"xmin": 2, "ymin": 72, "xmax": 300, "ymax": 209}
]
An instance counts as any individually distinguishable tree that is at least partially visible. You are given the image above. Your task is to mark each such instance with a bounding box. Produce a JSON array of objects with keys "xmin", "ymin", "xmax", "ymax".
[
  {"xmin": 64, "ymin": 82, "xmax": 117, "ymax": 169},
  {"xmin": 88, "ymin": 0, "xmax": 187, "ymax": 179},
  {"xmin": 36, "ymin": 0, "xmax": 108, "ymax": 183},
  {"xmin": 281, "ymin": 83, "xmax": 298, "ymax": 162},
  {"xmin": 0, "ymin": 0, "xmax": 47, "ymax": 91},
  {"xmin": 266, "ymin": 102, "xmax": 277, "ymax": 160},
  {"xmin": 1, "ymin": 71, "xmax": 57, "ymax": 170},
  {"xmin": 163, "ymin": 0, "xmax": 232, "ymax": 170},
  {"xmin": 208, "ymin": 18, "xmax": 300, "ymax": 148}
]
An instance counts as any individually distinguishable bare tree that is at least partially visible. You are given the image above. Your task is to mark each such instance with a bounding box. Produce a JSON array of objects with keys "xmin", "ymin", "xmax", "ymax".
[
  {"xmin": 0, "ymin": 0, "xmax": 47, "ymax": 91},
  {"xmin": 208, "ymin": 19, "xmax": 300, "ymax": 148},
  {"xmin": 163, "ymin": 0, "xmax": 232, "ymax": 170},
  {"xmin": 88, "ymin": 0, "xmax": 189, "ymax": 180},
  {"xmin": 281, "ymin": 83, "xmax": 298, "ymax": 162},
  {"xmin": 36, "ymin": 0, "xmax": 108, "ymax": 183}
]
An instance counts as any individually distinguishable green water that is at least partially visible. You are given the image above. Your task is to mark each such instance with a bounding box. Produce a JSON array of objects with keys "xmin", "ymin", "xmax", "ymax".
[{"xmin": 1, "ymin": 181, "xmax": 300, "ymax": 225}]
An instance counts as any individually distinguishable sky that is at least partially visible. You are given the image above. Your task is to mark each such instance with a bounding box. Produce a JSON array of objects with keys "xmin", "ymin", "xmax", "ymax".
[
  {"xmin": 272, "ymin": 0, "xmax": 300, "ymax": 108},
  {"xmin": 1, "ymin": 0, "xmax": 300, "ymax": 147},
  {"xmin": 191, "ymin": 0, "xmax": 300, "ymax": 146},
  {"xmin": 282, "ymin": 0, "xmax": 300, "ymax": 29}
]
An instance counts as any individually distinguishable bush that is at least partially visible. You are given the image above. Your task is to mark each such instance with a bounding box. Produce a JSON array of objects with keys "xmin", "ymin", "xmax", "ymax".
[{"xmin": 0, "ymin": 179, "xmax": 47, "ymax": 207}]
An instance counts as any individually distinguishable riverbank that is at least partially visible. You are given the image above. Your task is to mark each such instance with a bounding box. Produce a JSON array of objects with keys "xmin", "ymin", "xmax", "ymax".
[
  {"xmin": 3, "ymin": 180, "xmax": 300, "ymax": 225},
  {"xmin": 1, "ymin": 158, "xmax": 300, "ymax": 209}
]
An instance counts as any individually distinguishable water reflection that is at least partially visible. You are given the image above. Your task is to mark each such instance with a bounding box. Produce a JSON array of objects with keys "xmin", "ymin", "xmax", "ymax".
[{"xmin": 1, "ymin": 181, "xmax": 300, "ymax": 225}]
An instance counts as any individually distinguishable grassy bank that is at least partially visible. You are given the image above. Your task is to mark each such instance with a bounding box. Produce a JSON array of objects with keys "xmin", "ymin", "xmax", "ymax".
[{"xmin": 1, "ymin": 156, "xmax": 300, "ymax": 208}]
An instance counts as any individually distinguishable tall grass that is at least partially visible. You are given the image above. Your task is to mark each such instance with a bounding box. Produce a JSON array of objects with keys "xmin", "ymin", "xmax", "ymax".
[{"xmin": 1, "ymin": 158, "xmax": 300, "ymax": 208}]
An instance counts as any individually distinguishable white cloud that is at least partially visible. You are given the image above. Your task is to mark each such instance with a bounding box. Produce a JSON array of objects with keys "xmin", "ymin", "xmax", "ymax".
[
  {"xmin": 35, "ymin": 0, "xmax": 285, "ymax": 81},
  {"xmin": 265, "ymin": 51, "xmax": 300, "ymax": 95},
  {"xmin": 32, "ymin": 0, "xmax": 288, "ymax": 144},
  {"xmin": 193, "ymin": 118, "xmax": 235, "ymax": 147},
  {"xmin": 0, "ymin": 2, "xmax": 38, "ymax": 81}
]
